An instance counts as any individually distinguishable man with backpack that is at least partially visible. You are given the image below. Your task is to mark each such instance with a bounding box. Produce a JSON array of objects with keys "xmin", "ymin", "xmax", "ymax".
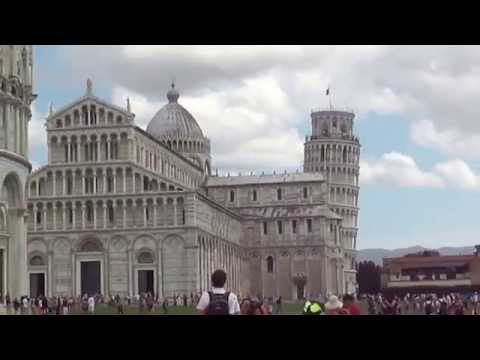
[{"xmin": 196, "ymin": 269, "xmax": 240, "ymax": 315}]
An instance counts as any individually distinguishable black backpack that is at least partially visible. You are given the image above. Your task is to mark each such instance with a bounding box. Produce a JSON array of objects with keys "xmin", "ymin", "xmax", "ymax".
[{"xmin": 206, "ymin": 291, "xmax": 230, "ymax": 315}]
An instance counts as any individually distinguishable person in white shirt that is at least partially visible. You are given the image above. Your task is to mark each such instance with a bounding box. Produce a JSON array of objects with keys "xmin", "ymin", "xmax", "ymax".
[
  {"xmin": 196, "ymin": 269, "xmax": 240, "ymax": 315},
  {"xmin": 87, "ymin": 296, "xmax": 95, "ymax": 314}
]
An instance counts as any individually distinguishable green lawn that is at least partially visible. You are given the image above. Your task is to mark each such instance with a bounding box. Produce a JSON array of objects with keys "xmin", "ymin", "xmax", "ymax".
[{"xmin": 71, "ymin": 303, "xmax": 305, "ymax": 315}]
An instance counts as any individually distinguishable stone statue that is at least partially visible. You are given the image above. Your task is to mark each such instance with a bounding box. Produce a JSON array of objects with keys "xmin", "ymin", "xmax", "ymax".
[{"xmin": 86, "ymin": 78, "xmax": 93, "ymax": 95}]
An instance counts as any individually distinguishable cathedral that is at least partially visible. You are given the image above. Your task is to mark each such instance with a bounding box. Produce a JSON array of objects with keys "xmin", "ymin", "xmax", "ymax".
[{"xmin": 0, "ymin": 45, "xmax": 360, "ymax": 303}]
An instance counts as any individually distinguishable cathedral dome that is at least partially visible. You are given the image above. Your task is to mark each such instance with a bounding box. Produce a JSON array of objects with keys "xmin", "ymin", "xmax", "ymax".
[{"xmin": 146, "ymin": 83, "xmax": 205, "ymax": 140}]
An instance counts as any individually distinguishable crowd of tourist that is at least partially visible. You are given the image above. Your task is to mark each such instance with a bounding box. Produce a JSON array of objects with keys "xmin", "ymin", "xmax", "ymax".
[
  {"xmin": 4, "ymin": 269, "xmax": 479, "ymax": 316},
  {"xmin": 363, "ymin": 292, "xmax": 480, "ymax": 315}
]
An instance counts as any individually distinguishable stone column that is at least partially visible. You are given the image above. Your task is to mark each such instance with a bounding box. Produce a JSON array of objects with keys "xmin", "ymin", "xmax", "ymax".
[
  {"xmin": 62, "ymin": 171, "xmax": 66, "ymax": 195},
  {"xmin": 123, "ymin": 202, "xmax": 127, "ymax": 228},
  {"xmin": 33, "ymin": 204, "xmax": 37, "ymax": 232},
  {"xmin": 94, "ymin": 174, "xmax": 98, "ymax": 194},
  {"xmin": 106, "ymin": 139, "xmax": 111, "ymax": 161},
  {"xmin": 13, "ymin": 209, "xmax": 28, "ymax": 297},
  {"xmin": 153, "ymin": 200, "xmax": 157, "ymax": 227},
  {"xmin": 47, "ymin": 251, "xmax": 53, "ymax": 297},
  {"xmin": 93, "ymin": 203, "xmax": 97, "ymax": 229},
  {"xmin": 103, "ymin": 171, "xmax": 107, "ymax": 194},
  {"xmin": 43, "ymin": 206, "xmax": 47, "ymax": 231},
  {"xmin": 72, "ymin": 204, "xmax": 76, "ymax": 229},
  {"xmin": 103, "ymin": 204, "xmax": 107, "ymax": 229},
  {"xmin": 173, "ymin": 198, "xmax": 177, "ymax": 226},
  {"xmin": 128, "ymin": 249, "xmax": 133, "ymax": 296},
  {"xmin": 143, "ymin": 200, "xmax": 147, "ymax": 227},
  {"xmin": 52, "ymin": 172, "xmax": 56, "ymax": 196},
  {"xmin": 66, "ymin": 140, "xmax": 71, "ymax": 163},
  {"xmin": 113, "ymin": 171, "xmax": 117, "ymax": 193},
  {"xmin": 81, "ymin": 203, "xmax": 85, "ymax": 230},
  {"xmin": 123, "ymin": 168, "xmax": 127, "ymax": 193},
  {"xmin": 62, "ymin": 203, "xmax": 66, "ymax": 231},
  {"xmin": 53, "ymin": 205, "xmax": 57, "ymax": 230},
  {"xmin": 111, "ymin": 203, "xmax": 116, "ymax": 228},
  {"xmin": 81, "ymin": 172, "xmax": 86, "ymax": 195}
]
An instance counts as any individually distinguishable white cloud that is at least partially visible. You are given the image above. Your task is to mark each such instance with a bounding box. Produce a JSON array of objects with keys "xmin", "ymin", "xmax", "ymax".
[
  {"xmin": 112, "ymin": 75, "xmax": 303, "ymax": 173},
  {"xmin": 360, "ymin": 152, "xmax": 445, "ymax": 188},
  {"xmin": 411, "ymin": 119, "xmax": 480, "ymax": 159},
  {"xmin": 434, "ymin": 159, "xmax": 480, "ymax": 189},
  {"xmin": 361, "ymin": 152, "xmax": 480, "ymax": 190},
  {"xmin": 37, "ymin": 45, "xmax": 480, "ymax": 171}
]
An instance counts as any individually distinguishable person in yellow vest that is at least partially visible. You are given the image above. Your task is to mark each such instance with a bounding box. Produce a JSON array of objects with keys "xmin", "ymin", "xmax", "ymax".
[{"xmin": 303, "ymin": 298, "xmax": 323, "ymax": 315}]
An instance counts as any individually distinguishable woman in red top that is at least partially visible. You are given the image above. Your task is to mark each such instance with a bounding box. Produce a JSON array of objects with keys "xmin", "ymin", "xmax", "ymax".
[{"xmin": 342, "ymin": 294, "xmax": 362, "ymax": 315}]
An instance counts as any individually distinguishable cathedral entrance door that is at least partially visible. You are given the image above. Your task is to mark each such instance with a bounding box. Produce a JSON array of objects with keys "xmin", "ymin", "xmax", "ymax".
[
  {"xmin": 138, "ymin": 270, "xmax": 154, "ymax": 295},
  {"xmin": 29, "ymin": 273, "xmax": 45, "ymax": 298},
  {"xmin": 81, "ymin": 261, "xmax": 101, "ymax": 296}
]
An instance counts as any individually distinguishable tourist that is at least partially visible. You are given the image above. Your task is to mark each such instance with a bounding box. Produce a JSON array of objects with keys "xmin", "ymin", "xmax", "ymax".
[
  {"xmin": 342, "ymin": 294, "xmax": 361, "ymax": 315},
  {"xmin": 162, "ymin": 297, "xmax": 168, "ymax": 315},
  {"xmin": 324, "ymin": 295, "xmax": 345, "ymax": 315},
  {"xmin": 424, "ymin": 297, "xmax": 434, "ymax": 315},
  {"xmin": 246, "ymin": 297, "xmax": 268, "ymax": 315},
  {"xmin": 472, "ymin": 292, "xmax": 479, "ymax": 315},
  {"xmin": 88, "ymin": 295, "xmax": 95, "ymax": 314},
  {"xmin": 438, "ymin": 298, "xmax": 448, "ymax": 315},
  {"xmin": 5, "ymin": 294, "xmax": 11, "ymax": 314},
  {"xmin": 196, "ymin": 269, "xmax": 240, "ymax": 315},
  {"xmin": 303, "ymin": 299, "xmax": 323, "ymax": 315},
  {"xmin": 139, "ymin": 293, "xmax": 145, "ymax": 313},
  {"xmin": 240, "ymin": 298, "xmax": 251, "ymax": 315},
  {"xmin": 117, "ymin": 296, "xmax": 124, "ymax": 315},
  {"xmin": 62, "ymin": 297, "xmax": 68, "ymax": 315},
  {"xmin": 449, "ymin": 297, "xmax": 465, "ymax": 315},
  {"xmin": 275, "ymin": 296, "xmax": 282, "ymax": 314},
  {"xmin": 22, "ymin": 296, "xmax": 29, "ymax": 315},
  {"xmin": 367, "ymin": 295, "xmax": 377, "ymax": 315},
  {"xmin": 183, "ymin": 293, "xmax": 188, "ymax": 307},
  {"xmin": 34, "ymin": 296, "xmax": 40, "ymax": 315},
  {"xmin": 146, "ymin": 293, "xmax": 154, "ymax": 312},
  {"xmin": 13, "ymin": 297, "xmax": 20, "ymax": 314}
]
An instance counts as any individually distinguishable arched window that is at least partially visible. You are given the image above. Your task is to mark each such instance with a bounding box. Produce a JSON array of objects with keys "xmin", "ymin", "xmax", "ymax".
[
  {"xmin": 267, "ymin": 256, "xmax": 274, "ymax": 273},
  {"xmin": 303, "ymin": 187, "xmax": 308, "ymax": 199},
  {"xmin": 277, "ymin": 188, "xmax": 282, "ymax": 201},
  {"xmin": 86, "ymin": 203, "xmax": 93, "ymax": 222},
  {"xmin": 230, "ymin": 190, "xmax": 235, "ymax": 203},
  {"xmin": 108, "ymin": 205, "xmax": 114, "ymax": 223},
  {"xmin": 277, "ymin": 221, "xmax": 283, "ymax": 234},
  {"xmin": 252, "ymin": 190, "xmax": 257, "ymax": 201},
  {"xmin": 36, "ymin": 211, "xmax": 42, "ymax": 224},
  {"xmin": 343, "ymin": 147, "xmax": 347, "ymax": 163}
]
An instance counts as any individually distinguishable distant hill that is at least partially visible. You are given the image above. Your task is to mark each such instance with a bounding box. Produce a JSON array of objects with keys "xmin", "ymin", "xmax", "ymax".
[{"xmin": 357, "ymin": 246, "xmax": 476, "ymax": 266}]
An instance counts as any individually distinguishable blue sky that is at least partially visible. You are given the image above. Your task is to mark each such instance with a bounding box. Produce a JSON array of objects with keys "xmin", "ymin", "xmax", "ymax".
[{"xmin": 29, "ymin": 46, "xmax": 480, "ymax": 250}]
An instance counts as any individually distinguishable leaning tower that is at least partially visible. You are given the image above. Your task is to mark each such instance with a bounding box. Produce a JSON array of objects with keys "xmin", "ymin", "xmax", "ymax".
[
  {"xmin": 0, "ymin": 45, "xmax": 36, "ymax": 302},
  {"xmin": 303, "ymin": 108, "xmax": 360, "ymax": 293}
]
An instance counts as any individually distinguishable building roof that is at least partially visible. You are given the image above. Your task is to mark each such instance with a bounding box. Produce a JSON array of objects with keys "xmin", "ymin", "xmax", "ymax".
[
  {"xmin": 385, "ymin": 254, "xmax": 476, "ymax": 266},
  {"xmin": 206, "ymin": 172, "xmax": 326, "ymax": 187},
  {"xmin": 146, "ymin": 83, "xmax": 205, "ymax": 141}
]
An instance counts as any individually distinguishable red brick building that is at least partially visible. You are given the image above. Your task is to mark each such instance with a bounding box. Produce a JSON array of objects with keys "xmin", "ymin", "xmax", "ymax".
[{"xmin": 382, "ymin": 248, "xmax": 480, "ymax": 294}]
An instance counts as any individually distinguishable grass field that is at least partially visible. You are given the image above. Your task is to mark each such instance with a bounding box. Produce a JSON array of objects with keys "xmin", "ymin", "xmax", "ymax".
[{"xmin": 70, "ymin": 303, "xmax": 305, "ymax": 315}]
